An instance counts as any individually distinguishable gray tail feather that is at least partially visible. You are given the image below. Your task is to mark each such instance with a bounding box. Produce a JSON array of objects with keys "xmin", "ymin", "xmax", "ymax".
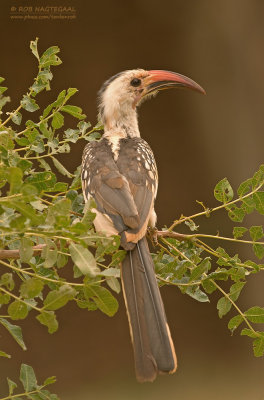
[{"xmin": 121, "ymin": 237, "xmax": 177, "ymax": 382}]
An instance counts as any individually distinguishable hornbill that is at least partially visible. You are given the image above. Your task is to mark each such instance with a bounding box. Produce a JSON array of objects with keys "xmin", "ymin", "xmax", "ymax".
[{"xmin": 81, "ymin": 69, "xmax": 205, "ymax": 382}]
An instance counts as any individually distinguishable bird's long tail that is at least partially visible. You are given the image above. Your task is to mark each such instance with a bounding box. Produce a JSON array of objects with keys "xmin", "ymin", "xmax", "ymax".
[{"xmin": 121, "ymin": 236, "xmax": 177, "ymax": 382}]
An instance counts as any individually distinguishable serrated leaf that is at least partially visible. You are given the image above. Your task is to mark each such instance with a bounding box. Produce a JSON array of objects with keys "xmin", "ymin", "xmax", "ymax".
[
  {"xmin": 51, "ymin": 156, "xmax": 73, "ymax": 178},
  {"xmin": 69, "ymin": 243, "xmax": 100, "ymax": 276},
  {"xmin": 21, "ymin": 96, "xmax": 39, "ymax": 112},
  {"xmin": 36, "ymin": 311, "xmax": 58, "ymax": 334},
  {"xmin": 19, "ymin": 237, "xmax": 34, "ymax": 263},
  {"xmin": 7, "ymin": 378, "xmax": 17, "ymax": 394},
  {"xmin": 228, "ymin": 315, "xmax": 243, "ymax": 333},
  {"xmin": 233, "ymin": 227, "xmax": 247, "ymax": 239},
  {"xmin": 20, "ymin": 278, "xmax": 44, "ymax": 299},
  {"xmin": 214, "ymin": 178, "xmax": 233, "ymax": 203},
  {"xmin": 253, "ymin": 192, "xmax": 264, "ymax": 214},
  {"xmin": 0, "ymin": 318, "xmax": 27, "ymax": 350},
  {"xmin": 8, "ymin": 300, "xmax": 28, "ymax": 320},
  {"xmin": 43, "ymin": 285, "xmax": 76, "ymax": 311},
  {"xmin": 249, "ymin": 226, "xmax": 264, "ymax": 241},
  {"xmin": 253, "ymin": 335, "xmax": 264, "ymax": 357},
  {"xmin": 84, "ymin": 285, "xmax": 118, "ymax": 317},
  {"xmin": 245, "ymin": 306, "xmax": 264, "ymax": 323},
  {"xmin": 20, "ymin": 364, "xmax": 37, "ymax": 391},
  {"xmin": 51, "ymin": 112, "xmax": 64, "ymax": 129}
]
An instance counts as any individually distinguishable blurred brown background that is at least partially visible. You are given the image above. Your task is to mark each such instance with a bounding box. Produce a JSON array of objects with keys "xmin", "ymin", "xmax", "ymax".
[{"xmin": 1, "ymin": 0, "xmax": 264, "ymax": 399}]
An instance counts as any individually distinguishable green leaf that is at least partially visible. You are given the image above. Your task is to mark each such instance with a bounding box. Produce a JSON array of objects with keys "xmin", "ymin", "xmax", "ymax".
[
  {"xmin": 0, "ymin": 350, "xmax": 10, "ymax": 358},
  {"xmin": 253, "ymin": 192, "xmax": 264, "ymax": 214},
  {"xmin": 237, "ymin": 178, "xmax": 252, "ymax": 197},
  {"xmin": 41, "ymin": 239, "xmax": 58, "ymax": 268},
  {"xmin": 0, "ymin": 318, "xmax": 27, "ymax": 350},
  {"xmin": 11, "ymin": 111, "xmax": 22, "ymax": 125},
  {"xmin": 227, "ymin": 205, "xmax": 245, "ymax": 222},
  {"xmin": 189, "ymin": 258, "xmax": 211, "ymax": 282},
  {"xmin": 241, "ymin": 328, "xmax": 257, "ymax": 338},
  {"xmin": 252, "ymin": 164, "xmax": 264, "ymax": 189},
  {"xmin": 233, "ymin": 227, "xmax": 247, "ymax": 239},
  {"xmin": 106, "ymin": 277, "xmax": 121, "ymax": 294},
  {"xmin": 44, "ymin": 376, "xmax": 57, "ymax": 386},
  {"xmin": 249, "ymin": 226, "xmax": 264, "ymax": 241},
  {"xmin": 51, "ymin": 112, "xmax": 64, "ymax": 129},
  {"xmin": 1, "ymin": 273, "xmax": 15, "ymax": 290},
  {"xmin": 7, "ymin": 378, "xmax": 17, "ymax": 394},
  {"xmin": 185, "ymin": 286, "xmax": 209, "ymax": 302},
  {"xmin": 26, "ymin": 171, "xmax": 56, "ymax": 191},
  {"xmin": 61, "ymin": 105, "xmax": 86, "ymax": 119},
  {"xmin": 51, "ymin": 156, "xmax": 73, "ymax": 178},
  {"xmin": 43, "ymin": 285, "xmax": 76, "ymax": 311},
  {"xmin": 69, "ymin": 243, "xmax": 100, "ymax": 277},
  {"xmin": 8, "ymin": 166, "xmax": 23, "ymax": 195},
  {"xmin": 253, "ymin": 243, "xmax": 264, "ymax": 259},
  {"xmin": 245, "ymin": 306, "xmax": 264, "ymax": 323},
  {"xmin": 111, "ymin": 250, "xmax": 126, "ymax": 266},
  {"xmin": 241, "ymin": 195, "xmax": 255, "ymax": 214},
  {"xmin": 20, "ymin": 278, "xmax": 44, "ymax": 299},
  {"xmin": 40, "ymin": 46, "xmax": 62, "ymax": 68},
  {"xmin": 20, "ymin": 364, "xmax": 37, "ymax": 391},
  {"xmin": 19, "ymin": 237, "xmax": 34, "ymax": 263},
  {"xmin": 100, "ymin": 268, "xmax": 120, "ymax": 278},
  {"xmin": 214, "ymin": 178, "xmax": 233, "ymax": 203},
  {"xmin": 229, "ymin": 281, "xmax": 246, "ymax": 301},
  {"xmin": 228, "ymin": 315, "xmax": 243, "ymax": 333},
  {"xmin": 21, "ymin": 96, "xmax": 39, "ymax": 112},
  {"xmin": 36, "ymin": 311, "xmax": 58, "ymax": 334},
  {"xmin": 84, "ymin": 285, "xmax": 118, "ymax": 317},
  {"xmin": 4, "ymin": 201, "xmax": 43, "ymax": 226},
  {"xmin": 217, "ymin": 296, "xmax": 232, "ymax": 318},
  {"xmin": 253, "ymin": 335, "xmax": 264, "ymax": 357},
  {"xmin": 8, "ymin": 300, "xmax": 29, "ymax": 320},
  {"xmin": 30, "ymin": 38, "xmax": 40, "ymax": 60}
]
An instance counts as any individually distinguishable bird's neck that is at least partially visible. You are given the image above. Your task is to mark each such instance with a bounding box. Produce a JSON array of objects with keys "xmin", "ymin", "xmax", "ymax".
[{"xmin": 102, "ymin": 104, "xmax": 140, "ymax": 138}]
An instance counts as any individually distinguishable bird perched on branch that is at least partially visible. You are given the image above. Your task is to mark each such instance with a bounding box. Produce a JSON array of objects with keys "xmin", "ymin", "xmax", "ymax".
[{"xmin": 81, "ymin": 69, "xmax": 205, "ymax": 382}]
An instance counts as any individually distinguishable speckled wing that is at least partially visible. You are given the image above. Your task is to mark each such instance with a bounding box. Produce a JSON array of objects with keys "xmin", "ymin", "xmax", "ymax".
[{"xmin": 81, "ymin": 137, "xmax": 158, "ymax": 247}]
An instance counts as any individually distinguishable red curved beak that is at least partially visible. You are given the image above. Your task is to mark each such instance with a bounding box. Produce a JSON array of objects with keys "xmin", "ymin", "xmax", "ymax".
[{"xmin": 146, "ymin": 70, "xmax": 206, "ymax": 95}]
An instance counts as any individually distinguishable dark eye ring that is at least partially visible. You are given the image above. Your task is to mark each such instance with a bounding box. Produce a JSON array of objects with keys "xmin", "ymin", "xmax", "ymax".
[{"xmin": 130, "ymin": 78, "xmax": 141, "ymax": 87}]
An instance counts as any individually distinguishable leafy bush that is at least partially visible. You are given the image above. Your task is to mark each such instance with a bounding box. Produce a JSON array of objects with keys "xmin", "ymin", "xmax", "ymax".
[{"xmin": 0, "ymin": 38, "xmax": 264, "ymax": 397}]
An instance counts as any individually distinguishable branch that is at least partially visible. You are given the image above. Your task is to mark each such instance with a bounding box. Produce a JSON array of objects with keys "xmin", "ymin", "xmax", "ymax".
[{"xmin": 0, "ymin": 244, "xmax": 46, "ymax": 259}]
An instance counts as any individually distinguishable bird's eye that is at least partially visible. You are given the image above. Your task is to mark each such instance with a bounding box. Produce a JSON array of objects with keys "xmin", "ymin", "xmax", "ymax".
[{"xmin": 130, "ymin": 78, "xmax": 141, "ymax": 87}]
